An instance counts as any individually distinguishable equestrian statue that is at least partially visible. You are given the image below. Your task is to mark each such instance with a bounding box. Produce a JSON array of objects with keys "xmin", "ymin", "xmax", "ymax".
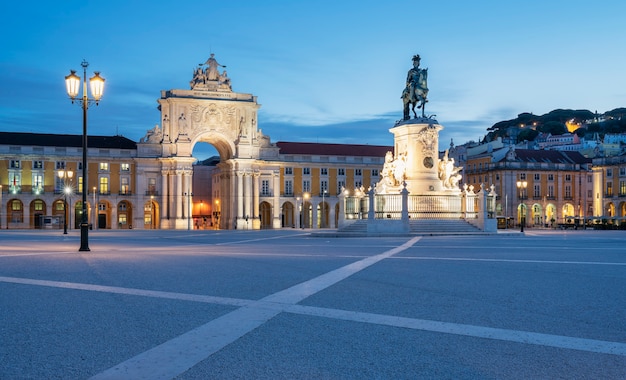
[{"xmin": 401, "ymin": 54, "xmax": 429, "ymax": 119}]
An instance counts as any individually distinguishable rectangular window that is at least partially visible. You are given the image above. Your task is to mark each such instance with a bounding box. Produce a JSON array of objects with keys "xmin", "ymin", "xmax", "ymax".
[
  {"xmin": 565, "ymin": 185, "xmax": 572, "ymax": 199},
  {"xmin": 338, "ymin": 168, "xmax": 345, "ymax": 176},
  {"xmin": 565, "ymin": 174, "xmax": 572, "ymax": 181},
  {"xmin": 285, "ymin": 167, "xmax": 293, "ymax": 175},
  {"xmin": 33, "ymin": 160, "xmax": 43, "ymax": 169},
  {"xmin": 337, "ymin": 180, "xmax": 345, "ymax": 194},
  {"xmin": 284, "ymin": 180, "xmax": 293, "ymax": 196},
  {"xmin": 99, "ymin": 162, "xmax": 109, "ymax": 171},
  {"xmin": 588, "ymin": 175, "xmax": 593, "ymax": 182},
  {"xmin": 303, "ymin": 167, "xmax": 310, "ymax": 175},
  {"xmin": 355, "ymin": 180, "xmax": 362, "ymax": 189},
  {"xmin": 302, "ymin": 180, "xmax": 311, "ymax": 193},
  {"xmin": 320, "ymin": 168, "xmax": 328, "ymax": 176},
  {"xmin": 320, "ymin": 180, "xmax": 328, "ymax": 194},
  {"xmin": 10, "ymin": 173, "xmax": 21, "ymax": 189},
  {"xmin": 620, "ymin": 168, "xmax": 626, "ymax": 176},
  {"xmin": 261, "ymin": 179, "xmax": 270, "ymax": 196},
  {"xmin": 606, "ymin": 182, "xmax": 613, "ymax": 197},
  {"xmin": 372, "ymin": 169, "xmax": 379, "ymax": 177},
  {"xmin": 534, "ymin": 173, "xmax": 540, "ymax": 181},
  {"xmin": 548, "ymin": 174, "xmax": 554, "ymax": 181},
  {"xmin": 56, "ymin": 161, "xmax": 66, "ymax": 169},
  {"xmin": 78, "ymin": 176, "xmax": 83, "ymax": 193},
  {"xmin": 534, "ymin": 185, "xmax": 540, "ymax": 198},
  {"xmin": 11, "ymin": 200, "xmax": 22, "ymax": 211},
  {"xmin": 607, "ymin": 169, "xmax": 613, "ymax": 178},
  {"xmin": 355, "ymin": 169, "xmax": 362, "ymax": 176},
  {"xmin": 520, "ymin": 173, "xmax": 526, "ymax": 180},
  {"xmin": 620, "ymin": 181, "xmax": 626, "ymax": 196},
  {"xmin": 148, "ymin": 178, "xmax": 157, "ymax": 195},
  {"xmin": 548, "ymin": 185, "xmax": 554, "ymax": 198},
  {"xmin": 33, "ymin": 175, "xmax": 43, "ymax": 188},
  {"xmin": 10, "ymin": 160, "xmax": 20, "ymax": 169},
  {"xmin": 99, "ymin": 177, "xmax": 109, "ymax": 194},
  {"xmin": 120, "ymin": 177, "xmax": 130, "ymax": 195},
  {"xmin": 121, "ymin": 163, "xmax": 130, "ymax": 172}
]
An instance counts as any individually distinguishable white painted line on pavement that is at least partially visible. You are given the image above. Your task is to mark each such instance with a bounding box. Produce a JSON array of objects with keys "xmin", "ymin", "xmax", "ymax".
[
  {"xmin": 214, "ymin": 232, "xmax": 310, "ymax": 245},
  {"xmin": 89, "ymin": 236, "xmax": 421, "ymax": 380},
  {"xmin": 0, "ymin": 251, "xmax": 73, "ymax": 257},
  {"xmin": 0, "ymin": 276, "xmax": 252, "ymax": 308},
  {"xmin": 395, "ymin": 256, "xmax": 626, "ymax": 266},
  {"xmin": 286, "ymin": 305, "xmax": 626, "ymax": 357}
]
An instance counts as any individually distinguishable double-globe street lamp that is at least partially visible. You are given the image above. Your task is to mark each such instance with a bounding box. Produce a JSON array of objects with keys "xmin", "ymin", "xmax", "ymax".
[
  {"xmin": 57, "ymin": 169, "xmax": 74, "ymax": 234},
  {"xmin": 516, "ymin": 180, "xmax": 528, "ymax": 232},
  {"xmin": 65, "ymin": 60, "xmax": 105, "ymax": 252}
]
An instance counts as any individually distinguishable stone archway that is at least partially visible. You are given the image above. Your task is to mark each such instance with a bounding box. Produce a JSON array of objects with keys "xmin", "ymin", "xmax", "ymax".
[{"xmin": 137, "ymin": 54, "xmax": 279, "ymax": 230}]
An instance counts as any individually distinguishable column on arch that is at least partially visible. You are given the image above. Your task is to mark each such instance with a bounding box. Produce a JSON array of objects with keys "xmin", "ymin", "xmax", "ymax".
[
  {"xmin": 161, "ymin": 170, "xmax": 169, "ymax": 220},
  {"xmin": 175, "ymin": 170, "xmax": 183, "ymax": 220},
  {"xmin": 182, "ymin": 169, "xmax": 192, "ymax": 220},
  {"xmin": 253, "ymin": 170, "xmax": 260, "ymax": 221},
  {"xmin": 244, "ymin": 171, "xmax": 252, "ymax": 220},
  {"xmin": 237, "ymin": 170, "xmax": 244, "ymax": 220},
  {"xmin": 272, "ymin": 170, "xmax": 281, "ymax": 228}
]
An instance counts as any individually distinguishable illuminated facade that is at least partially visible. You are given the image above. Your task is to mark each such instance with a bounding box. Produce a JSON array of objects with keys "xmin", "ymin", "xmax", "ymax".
[
  {"xmin": 464, "ymin": 146, "xmax": 594, "ymax": 227},
  {"xmin": 591, "ymin": 154, "xmax": 626, "ymax": 223},
  {"xmin": 0, "ymin": 131, "xmax": 389, "ymax": 230},
  {"xmin": 0, "ymin": 132, "xmax": 141, "ymax": 230}
]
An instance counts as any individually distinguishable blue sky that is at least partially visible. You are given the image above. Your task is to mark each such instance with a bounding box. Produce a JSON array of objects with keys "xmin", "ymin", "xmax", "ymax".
[{"xmin": 1, "ymin": 1, "xmax": 625, "ymax": 160}]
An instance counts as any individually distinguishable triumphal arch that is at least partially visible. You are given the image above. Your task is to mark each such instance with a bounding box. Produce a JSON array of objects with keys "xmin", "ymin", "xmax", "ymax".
[{"xmin": 137, "ymin": 54, "xmax": 281, "ymax": 230}]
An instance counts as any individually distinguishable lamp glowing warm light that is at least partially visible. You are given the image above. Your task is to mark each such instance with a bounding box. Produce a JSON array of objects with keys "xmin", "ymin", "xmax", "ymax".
[
  {"xmin": 90, "ymin": 72, "xmax": 105, "ymax": 103},
  {"xmin": 65, "ymin": 70, "xmax": 81, "ymax": 99}
]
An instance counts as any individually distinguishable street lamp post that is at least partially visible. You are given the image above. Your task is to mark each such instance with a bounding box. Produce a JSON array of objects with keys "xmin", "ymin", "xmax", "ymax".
[
  {"xmin": 303, "ymin": 192, "xmax": 310, "ymax": 229},
  {"xmin": 0, "ymin": 185, "xmax": 3, "ymax": 230},
  {"xmin": 65, "ymin": 60, "xmax": 105, "ymax": 252},
  {"xmin": 516, "ymin": 180, "xmax": 527, "ymax": 232},
  {"xmin": 93, "ymin": 186, "xmax": 97, "ymax": 230},
  {"xmin": 321, "ymin": 189, "xmax": 327, "ymax": 228},
  {"xmin": 58, "ymin": 169, "xmax": 74, "ymax": 234}
]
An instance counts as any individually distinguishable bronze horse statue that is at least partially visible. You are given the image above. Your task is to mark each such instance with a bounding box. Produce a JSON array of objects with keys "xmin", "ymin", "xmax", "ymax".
[{"xmin": 401, "ymin": 68, "xmax": 428, "ymax": 119}]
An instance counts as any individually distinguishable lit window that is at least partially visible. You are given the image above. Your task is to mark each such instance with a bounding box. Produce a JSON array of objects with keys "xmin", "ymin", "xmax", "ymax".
[
  {"xmin": 99, "ymin": 162, "xmax": 109, "ymax": 171},
  {"xmin": 121, "ymin": 163, "xmax": 130, "ymax": 172}
]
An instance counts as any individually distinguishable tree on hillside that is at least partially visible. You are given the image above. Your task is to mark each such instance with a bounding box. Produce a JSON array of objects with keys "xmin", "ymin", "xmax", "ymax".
[
  {"xmin": 604, "ymin": 108, "xmax": 626, "ymax": 120},
  {"xmin": 538, "ymin": 121, "xmax": 566, "ymax": 135},
  {"xmin": 517, "ymin": 128, "xmax": 539, "ymax": 142}
]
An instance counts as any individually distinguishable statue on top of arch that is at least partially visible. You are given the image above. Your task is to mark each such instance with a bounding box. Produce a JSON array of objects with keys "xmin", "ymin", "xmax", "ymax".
[{"xmin": 190, "ymin": 53, "xmax": 232, "ymax": 92}]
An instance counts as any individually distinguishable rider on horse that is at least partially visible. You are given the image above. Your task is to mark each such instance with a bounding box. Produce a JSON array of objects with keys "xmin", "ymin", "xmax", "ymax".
[{"xmin": 402, "ymin": 54, "xmax": 429, "ymax": 120}]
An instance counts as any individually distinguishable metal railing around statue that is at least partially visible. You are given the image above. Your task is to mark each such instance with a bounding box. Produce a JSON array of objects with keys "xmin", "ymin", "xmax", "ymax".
[{"xmin": 342, "ymin": 184, "xmax": 496, "ymax": 223}]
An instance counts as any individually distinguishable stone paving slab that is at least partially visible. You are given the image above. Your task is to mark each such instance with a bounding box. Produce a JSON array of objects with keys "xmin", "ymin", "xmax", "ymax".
[{"xmin": 0, "ymin": 229, "xmax": 624, "ymax": 379}]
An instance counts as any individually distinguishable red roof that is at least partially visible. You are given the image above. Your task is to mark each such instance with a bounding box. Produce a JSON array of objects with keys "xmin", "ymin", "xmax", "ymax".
[{"xmin": 276, "ymin": 141, "xmax": 392, "ymax": 157}]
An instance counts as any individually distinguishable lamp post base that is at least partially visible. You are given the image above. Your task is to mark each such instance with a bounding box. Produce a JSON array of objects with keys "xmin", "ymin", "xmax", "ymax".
[{"xmin": 79, "ymin": 223, "xmax": 90, "ymax": 251}]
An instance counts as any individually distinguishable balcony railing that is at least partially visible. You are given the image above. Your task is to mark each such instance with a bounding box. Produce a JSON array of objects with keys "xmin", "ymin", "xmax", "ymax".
[
  {"xmin": 145, "ymin": 190, "xmax": 159, "ymax": 196},
  {"xmin": 119, "ymin": 190, "xmax": 132, "ymax": 196}
]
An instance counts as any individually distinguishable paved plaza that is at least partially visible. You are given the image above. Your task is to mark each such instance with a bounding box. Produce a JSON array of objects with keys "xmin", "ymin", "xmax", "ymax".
[{"xmin": 0, "ymin": 228, "xmax": 625, "ymax": 379}]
